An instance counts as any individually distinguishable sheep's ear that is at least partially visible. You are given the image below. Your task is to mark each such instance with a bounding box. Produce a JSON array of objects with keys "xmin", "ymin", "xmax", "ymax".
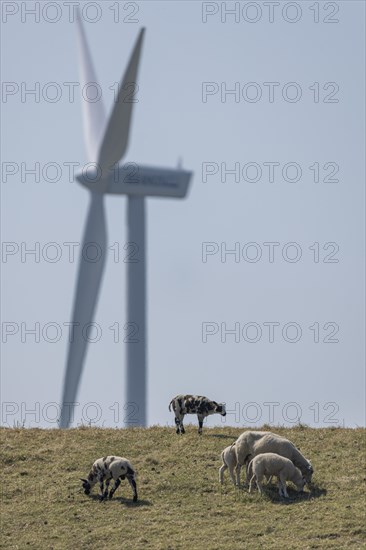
[{"xmin": 80, "ymin": 478, "xmax": 88, "ymax": 483}]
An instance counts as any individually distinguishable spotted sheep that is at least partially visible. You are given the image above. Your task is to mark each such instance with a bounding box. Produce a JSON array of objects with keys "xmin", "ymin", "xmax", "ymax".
[
  {"xmin": 169, "ymin": 394, "xmax": 226, "ymax": 434},
  {"xmin": 80, "ymin": 456, "xmax": 138, "ymax": 501}
]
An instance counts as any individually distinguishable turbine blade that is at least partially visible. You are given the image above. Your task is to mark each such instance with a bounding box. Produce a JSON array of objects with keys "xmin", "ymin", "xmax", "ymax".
[
  {"xmin": 59, "ymin": 193, "xmax": 107, "ymax": 428},
  {"xmin": 98, "ymin": 28, "xmax": 145, "ymax": 176},
  {"xmin": 76, "ymin": 8, "xmax": 106, "ymax": 162}
]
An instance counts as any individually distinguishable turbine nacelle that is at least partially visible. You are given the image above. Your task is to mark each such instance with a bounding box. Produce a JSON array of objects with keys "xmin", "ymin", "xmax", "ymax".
[{"xmin": 76, "ymin": 163, "xmax": 192, "ymax": 198}]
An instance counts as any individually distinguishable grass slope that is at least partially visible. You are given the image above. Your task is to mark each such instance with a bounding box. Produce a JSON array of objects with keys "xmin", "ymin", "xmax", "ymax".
[{"xmin": 1, "ymin": 426, "xmax": 365, "ymax": 549}]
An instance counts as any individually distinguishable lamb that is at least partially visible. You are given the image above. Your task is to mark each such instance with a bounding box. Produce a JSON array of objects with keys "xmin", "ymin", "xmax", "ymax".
[
  {"xmin": 219, "ymin": 443, "xmax": 273, "ymax": 486},
  {"xmin": 80, "ymin": 456, "xmax": 138, "ymax": 501},
  {"xmin": 233, "ymin": 431, "xmax": 313, "ymax": 487},
  {"xmin": 219, "ymin": 445, "xmax": 237, "ymax": 484},
  {"xmin": 169, "ymin": 394, "xmax": 226, "ymax": 434},
  {"xmin": 248, "ymin": 453, "xmax": 305, "ymax": 498}
]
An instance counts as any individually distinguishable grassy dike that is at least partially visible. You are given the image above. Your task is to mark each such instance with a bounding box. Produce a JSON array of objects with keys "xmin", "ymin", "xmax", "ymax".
[{"xmin": 1, "ymin": 426, "xmax": 365, "ymax": 549}]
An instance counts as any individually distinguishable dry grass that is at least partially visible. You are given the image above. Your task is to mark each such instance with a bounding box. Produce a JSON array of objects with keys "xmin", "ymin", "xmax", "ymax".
[{"xmin": 1, "ymin": 426, "xmax": 365, "ymax": 549}]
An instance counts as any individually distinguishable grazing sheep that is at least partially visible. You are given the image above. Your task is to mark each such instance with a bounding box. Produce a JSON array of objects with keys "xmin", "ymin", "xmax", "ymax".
[
  {"xmin": 80, "ymin": 456, "xmax": 138, "ymax": 501},
  {"xmin": 169, "ymin": 394, "xmax": 226, "ymax": 434},
  {"xmin": 248, "ymin": 452, "xmax": 305, "ymax": 498},
  {"xmin": 219, "ymin": 445, "xmax": 237, "ymax": 484},
  {"xmin": 234, "ymin": 431, "xmax": 313, "ymax": 487}
]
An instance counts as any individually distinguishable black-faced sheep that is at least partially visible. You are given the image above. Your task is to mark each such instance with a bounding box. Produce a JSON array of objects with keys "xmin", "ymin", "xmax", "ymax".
[
  {"xmin": 169, "ymin": 394, "xmax": 226, "ymax": 434},
  {"xmin": 233, "ymin": 431, "xmax": 313, "ymax": 487},
  {"xmin": 80, "ymin": 456, "xmax": 138, "ymax": 501},
  {"xmin": 248, "ymin": 452, "xmax": 305, "ymax": 498}
]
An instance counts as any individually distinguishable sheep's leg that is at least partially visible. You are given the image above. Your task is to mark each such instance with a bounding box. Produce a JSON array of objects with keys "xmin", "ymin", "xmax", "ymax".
[
  {"xmin": 256, "ymin": 474, "xmax": 264, "ymax": 495},
  {"xmin": 219, "ymin": 463, "xmax": 227, "ymax": 484},
  {"xmin": 98, "ymin": 475, "xmax": 105, "ymax": 500},
  {"xmin": 174, "ymin": 413, "xmax": 184, "ymax": 434},
  {"xmin": 108, "ymin": 478, "xmax": 121, "ymax": 499},
  {"xmin": 180, "ymin": 414, "xmax": 185, "ymax": 434},
  {"xmin": 175, "ymin": 417, "xmax": 180, "ymax": 434},
  {"xmin": 197, "ymin": 414, "xmax": 204, "ymax": 435},
  {"xmin": 228, "ymin": 463, "xmax": 236, "ymax": 485},
  {"xmin": 243, "ymin": 458, "xmax": 252, "ymax": 487},
  {"xmin": 235, "ymin": 463, "xmax": 242, "ymax": 486},
  {"xmin": 278, "ymin": 481, "xmax": 286, "ymax": 498},
  {"xmin": 249, "ymin": 474, "xmax": 256, "ymax": 493},
  {"xmin": 103, "ymin": 478, "xmax": 111, "ymax": 500},
  {"xmin": 277, "ymin": 476, "xmax": 284, "ymax": 497},
  {"xmin": 279, "ymin": 474, "xmax": 289, "ymax": 498},
  {"xmin": 127, "ymin": 476, "xmax": 138, "ymax": 502}
]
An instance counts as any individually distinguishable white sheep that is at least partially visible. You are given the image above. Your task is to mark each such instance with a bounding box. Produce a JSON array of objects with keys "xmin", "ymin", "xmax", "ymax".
[
  {"xmin": 219, "ymin": 445, "xmax": 237, "ymax": 484},
  {"xmin": 248, "ymin": 452, "xmax": 305, "ymax": 498},
  {"xmin": 80, "ymin": 455, "xmax": 138, "ymax": 501},
  {"xmin": 219, "ymin": 443, "xmax": 273, "ymax": 486},
  {"xmin": 234, "ymin": 431, "xmax": 313, "ymax": 487}
]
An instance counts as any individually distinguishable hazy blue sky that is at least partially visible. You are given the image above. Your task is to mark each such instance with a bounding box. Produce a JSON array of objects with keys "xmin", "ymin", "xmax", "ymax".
[{"xmin": 1, "ymin": 1, "xmax": 365, "ymax": 429}]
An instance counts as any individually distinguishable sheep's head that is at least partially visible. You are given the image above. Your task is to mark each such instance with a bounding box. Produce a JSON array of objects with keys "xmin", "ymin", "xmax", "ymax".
[
  {"xmin": 292, "ymin": 467, "xmax": 306, "ymax": 492},
  {"xmin": 296, "ymin": 476, "xmax": 306, "ymax": 492},
  {"xmin": 216, "ymin": 403, "xmax": 226, "ymax": 416},
  {"xmin": 80, "ymin": 478, "xmax": 91, "ymax": 495},
  {"xmin": 302, "ymin": 462, "xmax": 314, "ymax": 485}
]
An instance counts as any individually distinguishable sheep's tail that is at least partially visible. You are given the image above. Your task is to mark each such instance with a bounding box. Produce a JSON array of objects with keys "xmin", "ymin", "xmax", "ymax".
[
  {"xmin": 221, "ymin": 450, "xmax": 226, "ymax": 464},
  {"xmin": 230, "ymin": 442, "xmax": 237, "ymax": 457},
  {"xmin": 168, "ymin": 399, "xmax": 174, "ymax": 412}
]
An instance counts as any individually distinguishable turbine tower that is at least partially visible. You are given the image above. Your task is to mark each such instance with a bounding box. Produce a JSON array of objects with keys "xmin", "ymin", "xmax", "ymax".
[{"xmin": 59, "ymin": 12, "xmax": 192, "ymax": 428}]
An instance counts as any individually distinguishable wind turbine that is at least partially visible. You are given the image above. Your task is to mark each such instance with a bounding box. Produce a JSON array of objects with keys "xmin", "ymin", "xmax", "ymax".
[{"xmin": 59, "ymin": 12, "xmax": 192, "ymax": 428}]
